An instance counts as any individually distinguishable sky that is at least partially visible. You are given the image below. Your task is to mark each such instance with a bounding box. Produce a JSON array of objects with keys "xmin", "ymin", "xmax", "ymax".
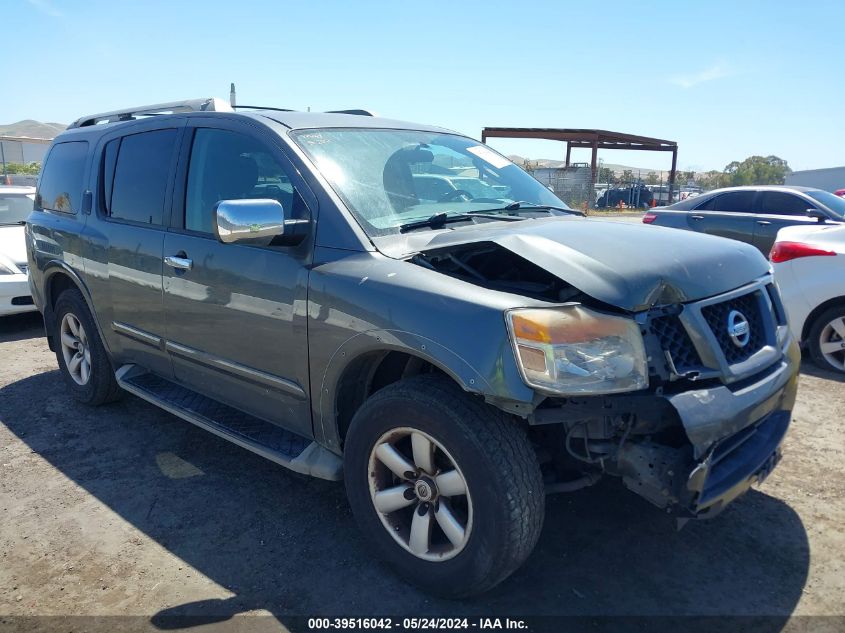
[{"xmin": 3, "ymin": 0, "xmax": 844, "ymax": 173}]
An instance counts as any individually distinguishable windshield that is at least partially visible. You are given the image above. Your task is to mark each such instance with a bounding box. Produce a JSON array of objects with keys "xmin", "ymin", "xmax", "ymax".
[
  {"xmin": 0, "ymin": 194, "xmax": 35, "ymax": 225},
  {"xmin": 291, "ymin": 129, "xmax": 570, "ymax": 235},
  {"xmin": 807, "ymin": 190, "xmax": 845, "ymax": 219}
]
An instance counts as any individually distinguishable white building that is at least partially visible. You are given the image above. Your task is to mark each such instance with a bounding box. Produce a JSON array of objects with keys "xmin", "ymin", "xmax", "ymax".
[{"xmin": 785, "ymin": 166, "xmax": 845, "ymax": 192}]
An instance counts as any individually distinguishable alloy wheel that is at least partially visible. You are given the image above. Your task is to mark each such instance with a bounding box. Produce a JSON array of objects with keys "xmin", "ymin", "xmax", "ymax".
[
  {"xmin": 367, "ymin": 427, "xmax": 472, "ymax": 561},
  {"xmin": 60, "ymin": 313, "xmax": 92, "ymax": 386},
  {"xmin": 819, "ymin": 316, "xmax": 845, "ymax": 371}
]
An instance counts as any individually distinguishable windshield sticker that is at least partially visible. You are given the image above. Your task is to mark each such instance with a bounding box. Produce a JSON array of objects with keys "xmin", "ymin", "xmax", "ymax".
[
  {"xmin": 467, "ymin": 145, "xmax": 511, "ymax": 169},
  {"xmin": 299, "ymin": 132, "xmax": 329, "ymax": 145}
]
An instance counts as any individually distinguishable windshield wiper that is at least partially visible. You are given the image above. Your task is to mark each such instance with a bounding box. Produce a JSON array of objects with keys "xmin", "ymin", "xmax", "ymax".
[
  {"xmin": 471, "ymin": 202, "xmax": 585, "ymax": 217},
  {"xmin": 398, "ymin": 212, "xmax": 522, "ymax": 233}
]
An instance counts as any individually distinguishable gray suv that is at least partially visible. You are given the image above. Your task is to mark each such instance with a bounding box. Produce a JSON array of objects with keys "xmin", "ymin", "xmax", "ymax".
[{"xmin": 26, "ymin": 98, "xmax": 799, "ymax": 597}]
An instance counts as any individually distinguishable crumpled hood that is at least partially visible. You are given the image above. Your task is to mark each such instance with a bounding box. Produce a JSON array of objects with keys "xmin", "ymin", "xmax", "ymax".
[
  {"xmin": 0, "ymin": 225, "xmax": 27, "ymax": 267},
  {"xmin": 377, "ymin": 217, "xmax": 770, "ymax": 312}
]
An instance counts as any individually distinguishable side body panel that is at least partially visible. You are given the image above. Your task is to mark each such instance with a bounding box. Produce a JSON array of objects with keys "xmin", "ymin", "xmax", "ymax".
[
  {"xmin": 652, "ymin": 193, "xmax": 756, "ymax": 246},
  {"xmin": 160, "ymin": 116, "xmax": 318, "ymax": 437},
  {"xmin": 27, "ymin": 136, "xmax": 94, "ymax": 344},
  {"xmin": 306, "ymin": 247, "xmax": 541, "ymax": 453},
  {"xmin": 79, "ymin": 118, "xmax": 187, "ymax": 378},
  {"xmin": 774, "ymin": 255, "xmax": 845, "ymax": 341},
  {"xmin": 751, "ymin": 190, "xmax": 837, "ymax": 254}
]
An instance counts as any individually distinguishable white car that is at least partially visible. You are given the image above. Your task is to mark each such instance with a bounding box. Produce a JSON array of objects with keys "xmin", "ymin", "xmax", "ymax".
[
  {"xmin": 771, "ymin": 222, "xmax": 845, "ymax": 372},
  {"xmin": 0, "ymin": 186, "xmax": 38, "ymax": 316}
]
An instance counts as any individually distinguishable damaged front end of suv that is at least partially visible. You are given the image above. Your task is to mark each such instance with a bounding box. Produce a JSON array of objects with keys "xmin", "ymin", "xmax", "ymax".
[
  {"xmin": 386, "ymin": 219, "xmax": 799, "ymax": 520},
  {"xmin": 294, "ymin": 124, "xmax": 800, "ymax": 593}
]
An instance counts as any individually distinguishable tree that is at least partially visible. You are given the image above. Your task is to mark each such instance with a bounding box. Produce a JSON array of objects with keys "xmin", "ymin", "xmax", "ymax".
[
  {"xmin": 697, "ymin": 170, "xmax": 727, "ymax": 191},
  {"xmin": 597, "ymin": 166, "xmax": 613, "ymax": 183},
  {"xmin": 676, "ymin": 170, "xmax": 695, "ymax": 185},
  {"xmin": 694, "ymin": 155, "xmax": 791, "ymax": 191},
  {"xmin": 645, "ymin": 171, "xmax": 659, "ymax": 185},
  {"xmin": 723, "ymin": 155, "xmax": 791, "ymax": 186},
  {"xmin": 1, "ymin": 161, "xmax": 40, "ymax": 175}
]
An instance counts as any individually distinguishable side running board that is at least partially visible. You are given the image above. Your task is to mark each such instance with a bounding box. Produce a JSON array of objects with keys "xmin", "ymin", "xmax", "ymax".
[{"xmin": 115, "ymin": 365, "xmax": 343, "ymax": 481}]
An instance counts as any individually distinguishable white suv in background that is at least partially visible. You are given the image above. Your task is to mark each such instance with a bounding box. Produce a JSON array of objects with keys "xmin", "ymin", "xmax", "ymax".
[
  {"xmin": 771, "ymin": 222, "xmax": 845, "ymax": 372},
  {"xmin": 0, "ymin": 186, "xmax": 38, "ymax": 316}
]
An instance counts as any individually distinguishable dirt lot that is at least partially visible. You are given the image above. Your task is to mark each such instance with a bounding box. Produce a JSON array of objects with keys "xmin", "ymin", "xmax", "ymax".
[{"xmin": 1, "ymin": 311, "xmax": 843, "ymax": 630}]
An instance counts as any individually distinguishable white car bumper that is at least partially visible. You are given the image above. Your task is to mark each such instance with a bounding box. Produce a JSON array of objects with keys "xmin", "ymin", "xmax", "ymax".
[{"xmin": 0, "ymin": 273, "xmax": 38, "ymax": 316}]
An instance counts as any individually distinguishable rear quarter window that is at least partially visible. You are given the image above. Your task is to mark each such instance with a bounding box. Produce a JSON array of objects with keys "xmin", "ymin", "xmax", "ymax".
[
  {"xmin": 698, "ymin": 191, "xmax": 755, "ymax": 212},
  {"xmin": 665, "ymin": 196, "xmax": 700, "ymax": 210},
  {"xmin": 36, "ymin": 141, "xmax": 89, "ymax": 213}
]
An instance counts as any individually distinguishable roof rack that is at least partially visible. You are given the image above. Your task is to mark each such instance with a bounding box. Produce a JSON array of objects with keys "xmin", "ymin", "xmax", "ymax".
[
  {"xmin": 234, "ymin": 105, "xmax": 376, "ymax": 117},
  {"xmin": 68, "ymin": 97, "xmax": 233, "ymax": 129},
  {"xmin": 68, "ymin": 98, "xmax": 377, "ymax": 129},
  {"xmin": 325, "ymin": 109, "xmax": 376, "ymax": 117}
]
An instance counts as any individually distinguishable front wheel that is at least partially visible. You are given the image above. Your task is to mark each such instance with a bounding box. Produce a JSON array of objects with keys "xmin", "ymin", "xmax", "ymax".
[
  {"xmin": 807, "ymin": 306, "xmax": 845, "ymax": 373},
  {"xmin": 344, "ymin": 375, "xmax": 544, "ymax": 597}
]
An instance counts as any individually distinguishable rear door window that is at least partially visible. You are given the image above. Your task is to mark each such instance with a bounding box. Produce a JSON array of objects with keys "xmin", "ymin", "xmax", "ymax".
[
  {"xmin": 759, "ymin": 191, "xmax": 810, "ymax": 216},
  {"xmin": 699, "ymin": 191, "xmax": 755, "ymax": 213},
  {"xmin": 36, "ymin": 141, "xmax": 88, "ymax": 213},
  {"xmin": 109, "ymin": 129, "xmax": 178, "ymax": 225}
]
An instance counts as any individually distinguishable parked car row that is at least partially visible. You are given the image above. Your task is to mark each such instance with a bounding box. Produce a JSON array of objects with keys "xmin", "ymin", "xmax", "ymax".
[{"xmin": 642, "ymin": 185, "xmax": 845, "ymax": 374}]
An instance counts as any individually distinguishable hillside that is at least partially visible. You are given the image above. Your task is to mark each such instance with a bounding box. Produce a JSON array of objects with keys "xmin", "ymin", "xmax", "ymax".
[{"xmin": 0, "ymin": 120, "xmax": 66, "ymax": 139}]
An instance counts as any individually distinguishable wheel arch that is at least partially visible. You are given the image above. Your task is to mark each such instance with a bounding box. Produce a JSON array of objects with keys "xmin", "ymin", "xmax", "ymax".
[
  {"xmin": 801, "ymin": 295, "xmax": 845, "ymax": 344},
  {"xmin": 317, "ymin": 330, "xmax": 497, "ymax": 453},
  {"xmin": 41, "ymin": 262, "xmax": 109, "ymax": 354}
]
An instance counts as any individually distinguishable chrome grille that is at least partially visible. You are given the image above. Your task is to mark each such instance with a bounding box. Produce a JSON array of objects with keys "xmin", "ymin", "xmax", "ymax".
[{"xmin": 650, "ymin": 279, "xmax": 779, "ymax": 380}]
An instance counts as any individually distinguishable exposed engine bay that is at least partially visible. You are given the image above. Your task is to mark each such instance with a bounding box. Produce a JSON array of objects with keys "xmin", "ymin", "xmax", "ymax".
[{"xmin": 412, "ymin": 241, "xmax": 587, "ymax": 303}]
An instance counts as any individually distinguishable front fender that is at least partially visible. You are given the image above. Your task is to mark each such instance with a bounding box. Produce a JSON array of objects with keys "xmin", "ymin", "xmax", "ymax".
[
  {"xmin": 316, "ymin": 326, "xmax": 539, "ymax": 452},
  {"xmin": 316, "ymin": 329, "xmax": 489, "ymax": 452}
]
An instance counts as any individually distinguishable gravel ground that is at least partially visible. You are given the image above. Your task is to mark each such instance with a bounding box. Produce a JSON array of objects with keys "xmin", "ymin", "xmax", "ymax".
[{"xmin": 1, "ymin": 311, "xmax": 843, "ymax": 630}]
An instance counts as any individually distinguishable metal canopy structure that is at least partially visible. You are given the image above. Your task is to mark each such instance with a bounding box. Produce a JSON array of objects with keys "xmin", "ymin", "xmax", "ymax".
[{"xmin": 481, "ymin": 127, "xmax": 679, "ymax": 203}]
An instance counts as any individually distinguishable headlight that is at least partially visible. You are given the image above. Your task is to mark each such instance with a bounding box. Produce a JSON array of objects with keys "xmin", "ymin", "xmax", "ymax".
[{"xmin": 506, "ymin": 306, "xmax": 648, "ymax": 395}]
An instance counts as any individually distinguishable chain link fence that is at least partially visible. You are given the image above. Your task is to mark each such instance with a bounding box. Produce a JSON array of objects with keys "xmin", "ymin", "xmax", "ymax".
[{"xmin": 523, "ymin": 163, "xmax": 699, "ymax": 210}]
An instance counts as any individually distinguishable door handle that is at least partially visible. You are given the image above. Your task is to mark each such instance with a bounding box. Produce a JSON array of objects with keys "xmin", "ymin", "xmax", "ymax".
[
  {"xmin": 756, "ymin": 220, "xmax": 772, "ymax": 226},
  {"xmin": 164, "ymin": 255, "xmax": 193, "ymax": 270},
  {"xmin": 690, "ymin": 215, "xmax": 704, "ymax": 220}
]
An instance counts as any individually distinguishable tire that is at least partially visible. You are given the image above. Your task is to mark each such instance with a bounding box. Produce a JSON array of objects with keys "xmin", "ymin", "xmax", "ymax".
[
  {"xmin": 53, "ymin": 289, "xmax": 122, "ymax": 405},
  {"xmin": 344, "ymin": 374, "xmax": 544, "ymax": 597},
  {"xmin": 807, "ymin": 305, "xmax": 845, "ymax": 373}
]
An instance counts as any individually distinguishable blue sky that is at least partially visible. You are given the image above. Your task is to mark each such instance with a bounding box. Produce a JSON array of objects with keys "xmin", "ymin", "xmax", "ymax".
[{"xmin": 5, "ymin": 0, "xmax": 844, "ymax": 172}]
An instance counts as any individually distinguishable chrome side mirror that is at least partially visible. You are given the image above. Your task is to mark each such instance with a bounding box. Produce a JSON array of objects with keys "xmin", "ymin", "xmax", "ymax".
[{"xmin": 214, "ymin": 199, "xmax": 286, "ymax": 246}]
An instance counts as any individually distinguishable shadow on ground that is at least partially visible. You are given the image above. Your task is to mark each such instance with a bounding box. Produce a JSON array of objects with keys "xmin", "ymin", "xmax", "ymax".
[
  {"xmin": 799, "ymin": 358, "xmax": 845, "ymax": 383},
  {"xmin": 0, "ymin": 370, "xmax": 810, "ymax": 630},
  {"xmin": 0, "ymin": 312, "xmax": 43, "ymax": 343}
]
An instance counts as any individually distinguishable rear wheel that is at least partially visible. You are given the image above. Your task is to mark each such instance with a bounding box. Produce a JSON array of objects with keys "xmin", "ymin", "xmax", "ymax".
[
  {"xmin": 53, "ymin": 289, "xmax": 122, "ymax": 404},
  {"xmin": 808, "ymin": 306, "xmax": 845, "ymax": 373},
  {"xmin": 344, "ymin": 375, "xmax": 544, "ymax": 597}
]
